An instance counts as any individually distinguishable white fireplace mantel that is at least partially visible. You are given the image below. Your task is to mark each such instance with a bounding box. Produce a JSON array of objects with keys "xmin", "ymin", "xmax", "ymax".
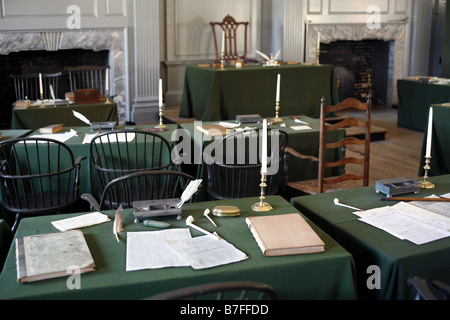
[
  {"xmin": 0, "ymin": 0, "xmax": 162, "ymax": 124},
  {"xmin": 306, "ymin": 23, "xmax": 407, "ymax": 106}
]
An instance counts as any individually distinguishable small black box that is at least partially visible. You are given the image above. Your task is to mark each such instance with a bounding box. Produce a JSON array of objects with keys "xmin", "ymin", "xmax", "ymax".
[{"xmin": 236, "ymin": 114, "xmax": 261, "ymax": 124}]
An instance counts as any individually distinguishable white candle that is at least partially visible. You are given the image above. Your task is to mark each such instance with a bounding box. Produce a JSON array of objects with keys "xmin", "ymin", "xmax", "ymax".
[
  {"xmin": 425, "ymin": 107, "xmax": 433, "ymax": 157},
  {"xmin": 221, "ymin": 30, "xmax": 225, "ymax": 56},
  {"xmin": 276, "ymin": 74, "xmax": 281, "ymax": 102},
  {"xmin": 159, "ymin": 78, "xmax": 163, "ymax": 107},
  {"xmin": 39, "ymin": 73, "xmax": 43, "ymax": 96},
  {"xmin": 317, "ymin": 32, "xmax": 321, "ymax": 51},
  {"xmin": 261, "ymin": 119, "xmax": 268, "ymax": 174},
  {"xmin": 105, "ymin": 68, "xmax": 109, "ymax": 92}
]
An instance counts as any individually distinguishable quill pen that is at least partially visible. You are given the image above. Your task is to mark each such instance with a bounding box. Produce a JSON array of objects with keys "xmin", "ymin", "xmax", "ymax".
[
  {"xmin": 113, "ymin": 205, "xmax": 124, "ymax": 242},
  {"xmin": 255, "ymin": 50, "xmax": 270, "ymax": 61},
  {"xmin": 176, "ymin": 179, "xmax": 202, "ymax": 208},
  {"xmin": 273, "ymin": 49, "xmax": 281, "ymax": 60},
  {"xmin": 72, "ymin": 110, "xmax": 92, "ymax": 125}
]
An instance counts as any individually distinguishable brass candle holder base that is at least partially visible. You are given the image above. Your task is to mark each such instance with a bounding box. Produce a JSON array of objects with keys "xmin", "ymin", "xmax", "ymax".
[
  {"xmin": 270, "ymin": 101, "xmax": 283, "ymax": 124},
  {"xmin": 251, "ymin": 173, "xmax": 273, "ymax": 212},
  {"xmin": 38, "ymin": 93, "xmax": 46, "ymax": 108},
  {"xmin": 105, "ymin": 90, "xmax": 113, "ymax": 104},
  {"xmin": 155, "ymin": 104, "xmax": 167, "ymax": 130},
  {"xmin": 420, "ymin": 156, "xmax": 435, "ymax": 189}
]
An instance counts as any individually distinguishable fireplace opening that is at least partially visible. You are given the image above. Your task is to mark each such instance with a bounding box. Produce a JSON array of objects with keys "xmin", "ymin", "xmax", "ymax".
[
  {"xmin": 319, "ymin": 40, "xmax": 391, "ymax": 106},
  {"xmin": 0, "ymin": 49, "xmax": 109, "ymax": 129}
]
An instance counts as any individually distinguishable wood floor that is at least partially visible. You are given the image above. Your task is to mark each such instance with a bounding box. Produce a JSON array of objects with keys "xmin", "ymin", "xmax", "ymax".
[
  {"xmin": 157, "ymin": 105, "xmax": 425, "ymax": 187},
  {"xmin": 342, "ymin": 105, "xmax": 424, "ymax": 186}
]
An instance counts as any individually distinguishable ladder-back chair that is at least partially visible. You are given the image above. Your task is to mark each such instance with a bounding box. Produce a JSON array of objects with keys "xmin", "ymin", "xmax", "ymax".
[{"xmin": 284, "ymin": 94, "xmax": 372, "ymax": 194}]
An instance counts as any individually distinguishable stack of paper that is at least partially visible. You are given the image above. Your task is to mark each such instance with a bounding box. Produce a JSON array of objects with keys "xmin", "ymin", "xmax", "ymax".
[
  {"xmin": 126, "ymin": 229, "xmax": 247, "ymax": 271},
  {"xmin": 51, "ymin": 212, "xmax": 111, "ymax": 231},
  {"xmin": 354, "ymin": 196, "xmax": 450, "ymax": 245}
]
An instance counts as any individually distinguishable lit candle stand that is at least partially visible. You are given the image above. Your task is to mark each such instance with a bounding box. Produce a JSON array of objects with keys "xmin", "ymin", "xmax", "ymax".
[
  {"xmin": 316, "ymin": 32, "xmax": 321, "ymax": 64},
  {"xmin": 271, "ymin": 74, "xmax": 283, "ymax": 124},
  {"xmin": 105, "ymin": 67, "xmax": 113, "ymax": 104},
  {"xmin": 421, "ymin": 107, "xmax": 435, "ymax": 189},
  {"xmin": 39, "ymin": 73, "xmax": 45, "ymax": 108},
  {"xmin": 155, "ymin": 78, "xmax": 167, "ymax": 130},
  {"xmin": 252, "ymin": 119, "xmax": 273, "ymax": 212}
]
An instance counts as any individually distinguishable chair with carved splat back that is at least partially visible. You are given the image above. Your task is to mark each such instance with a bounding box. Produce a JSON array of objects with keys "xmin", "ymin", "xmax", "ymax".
[{"xmin": 210, "ymin": 14, "xmax": 253, "ymax": 64}]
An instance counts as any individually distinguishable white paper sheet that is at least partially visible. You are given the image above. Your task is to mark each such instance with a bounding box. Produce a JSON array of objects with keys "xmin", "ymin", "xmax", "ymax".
[
  {"xmin": 126, "ymin": 229, "xmax": 192, "ymax": 271},
  {"xmin": 219, "ymin": 121, "xmax": 240, "ymax": 128},
  {"xmin": 407, "ymin": 194, "xmax": 450, "ymax": 219},
  {"xmin": 359, "ymin": 208, "xmax": 450, "ymax": 245},
  {"xmin": 82, "ymin": 132, "xmax": 135, "ymax": 144},
  {"xmin": 51, "ymin": 212, "xmax": 110, "ymax": 231},
  {"xmin": 290, "ymin": 125, "xmax": 312, "ymax": 131},
  {"xmin": 168, "ymin": 235, "xmax": 248, "ymax": 270},
  {"xmin": 29, "ymin": 129, "xmax": 77, "ymax": 143}
]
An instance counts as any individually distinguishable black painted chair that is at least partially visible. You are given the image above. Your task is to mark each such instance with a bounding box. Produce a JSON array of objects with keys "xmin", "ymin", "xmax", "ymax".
[{"xmin": 0, "ymin": 138, "xmax": 85, "ymax": 231}]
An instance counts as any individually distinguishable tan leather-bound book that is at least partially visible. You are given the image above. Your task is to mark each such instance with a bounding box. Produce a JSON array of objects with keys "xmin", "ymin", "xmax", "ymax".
[
  {"xmin": 246, "ymin": 213, "xmax": 325, "ymax": 256},
  {"xmin": 15, "ymin": 230, "xmax": 95, "ymax": 283}
]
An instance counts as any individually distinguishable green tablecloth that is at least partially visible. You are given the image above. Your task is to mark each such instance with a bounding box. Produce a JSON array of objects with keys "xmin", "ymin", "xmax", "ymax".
[
  {"xmin": 179, "ymin": 116, "xmax": 344, "ymax": 199},
  {"xmin": 11, "ymin": 102, "xmax": 119, "ymax": 131},
  {"xmin": 291, "ymin": 175, "xmax": 450, "ymax": 300},
  {"xmin": 0, "ymin": 219, "xmax": 12, "ymax": 272},
  {"xmin": 419, "ymin": 104, "xmax": 450, "ymax": 176},
  {"xmin": 397, "ymin": 78, "xmax": 450, "ymax": 131},
  {"xmin": 0, "ymin": 196, "xmax": 356, "ymax": 300},
  {"xmin": 180, "ymin": 64, "xmax": 339, "ymax": 121}
]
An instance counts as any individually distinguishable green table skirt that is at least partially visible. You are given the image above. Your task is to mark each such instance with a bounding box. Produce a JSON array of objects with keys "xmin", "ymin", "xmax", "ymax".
[
  {"xmin": 291, "ymin": 175, "xmax": 450, "ymax": 300},
  {"xmin": 0, "ymin": 196, "xmax": 356, "ymax": 300},
  {"xmin": 11, "ymin": 102, "xmax": 118, "ymax": 131},
  {"xmin": 180, "ymin": 64, "xmax": 339, "ymax": 121},
  {"xmin": 397, "ymin": 78, "xmax": 450, "ymax": 131},
  {"xmin": 419, "ymin": 104, "xmax": 450, "ymax": 176}
]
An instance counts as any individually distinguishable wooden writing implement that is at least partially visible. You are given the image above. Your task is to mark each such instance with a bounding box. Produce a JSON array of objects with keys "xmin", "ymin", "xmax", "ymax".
[{"xmin": 381, "ymin": 197, "xmax": 450, "ymax": 202}]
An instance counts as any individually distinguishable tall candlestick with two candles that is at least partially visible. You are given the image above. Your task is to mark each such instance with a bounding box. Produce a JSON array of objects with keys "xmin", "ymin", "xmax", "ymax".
[
  {"xmin": 252, "ymin": 119, "xmax": 273, "ymax": 212},
  {"xmin": 421, "ymin": 107, "xmax": 435, "ymax": 188}
]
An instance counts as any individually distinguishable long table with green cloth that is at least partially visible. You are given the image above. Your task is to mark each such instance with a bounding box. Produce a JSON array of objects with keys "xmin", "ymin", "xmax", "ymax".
[
  {"xmin": 397, "ymin": 78, "xmax": 450, "ymax": 131},
  {"xmin": 291, "ymin": 174, "xmax": 450, "ymax": 300},
  {"xmin": 180, "ymin": 64, "xmax": 339, "ymax": 121},
  {"xmin": 0, "ymin": 195, "xmax": 356, "ymax": 300},
  {"xmin": 418, "ymin": 103, "xmax": 450, "ymax": 177},
  {"xmin": 11, "ymin": 102, "xmax": 118, "ymax": 131},
  {"xmin": 179, "ymin": 116, "xmax": 344, "ymax": 200},
  {"xmin": 24, "ymin": 124, "xmax": 179, "ymax": 199},
  {"xmin": 0, "ymin": 219, "xmax": 13, "ymax": 272}
]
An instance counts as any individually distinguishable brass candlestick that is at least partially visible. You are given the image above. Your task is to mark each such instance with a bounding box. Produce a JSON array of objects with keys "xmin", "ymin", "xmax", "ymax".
[
  {"xmin": 271, "ymin": 100, "xmax": 283, "ymax": 124},
  {"xmin": 251, "ymin": 173, "xmax": 273, "ymax": 212},
  {"xmin": 39, "ymin": 93, "xmax": 45, "ymax": 108},
  {"xmin": 105, "ymin": 89, "xmax": 113, "ymax": 104},
  {"xmin": 220, "ymin": 53, "xmax": 225, "ymax": 70},
  {"xmin": 155, "ymin": 103, "xmax": 167, "ymax": 130},
  {"xmin": 420, "ymin": 156, "xmax": 435, "ymax": 189}
]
